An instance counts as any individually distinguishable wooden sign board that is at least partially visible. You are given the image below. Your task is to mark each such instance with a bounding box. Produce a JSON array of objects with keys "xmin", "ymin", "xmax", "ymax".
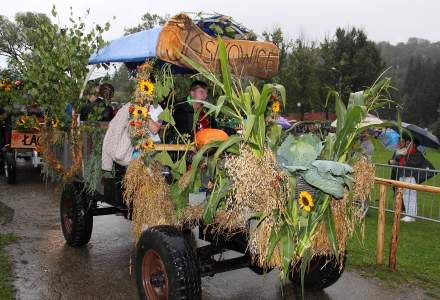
[
  {"xmin": 156, "ymin": 14, "xmax": 279, "ymax": 79},
  {"xmin": 10, "ymin": 130, "xmax": 42, "ymax": 149}
]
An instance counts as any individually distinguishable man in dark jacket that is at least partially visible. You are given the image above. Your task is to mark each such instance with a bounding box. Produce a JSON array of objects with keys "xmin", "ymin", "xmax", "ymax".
[
  {"xmin": 80, "ymin": 83, "xmax": 114, "ymax": 122},
  {"xmin": 173, "ymin": 80, "xmax": 211, "ymax": 139}
]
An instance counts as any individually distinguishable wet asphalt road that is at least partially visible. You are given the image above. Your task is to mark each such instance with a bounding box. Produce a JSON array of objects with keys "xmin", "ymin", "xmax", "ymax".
[{"xmin": 0, "ymin": 161, "xmax": 431, "ymax": 300}]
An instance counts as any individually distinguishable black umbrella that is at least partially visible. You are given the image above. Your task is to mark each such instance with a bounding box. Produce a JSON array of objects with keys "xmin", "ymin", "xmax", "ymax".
[{"xmin": 401, "ymin": 122, "xmax": 440, "ymax": 149}]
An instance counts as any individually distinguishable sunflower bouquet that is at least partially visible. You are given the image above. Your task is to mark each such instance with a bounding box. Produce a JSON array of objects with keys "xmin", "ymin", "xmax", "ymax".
[
  {"xmin": 270, "ymin": 91, "xmax": 282, "ymax": 114},
  {"xmin": 14, "ymin": 115, "xmax": 40, "ymax": 132},
  {"xmin": 128, "ymin": 63, "xmax": 156, "ymax": 160},
  {"xmin": 0, "ymin": 80, "xmax": 13, "ymax": 92}
]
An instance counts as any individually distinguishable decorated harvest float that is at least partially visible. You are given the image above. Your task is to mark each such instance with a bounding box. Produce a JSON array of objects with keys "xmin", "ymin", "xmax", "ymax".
[
  {"xmin": 0, "ymin": 74, "xmax": 46, "ymax": 184},
  {"xmin": 46, "ymin": 13, "xmax": 386, "ymax": 299}
]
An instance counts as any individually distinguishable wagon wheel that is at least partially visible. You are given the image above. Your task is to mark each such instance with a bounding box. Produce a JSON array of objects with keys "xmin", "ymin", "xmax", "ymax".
[
  {"xmin": 289, "ymin": 253, "xmax": 346, "ymax": 290},
  {"xmin": 4, "ymin": 151, "xmax": 16, "ymax": 184},
  {"xmin": 142, "ymin": 249, "xmax": 169, "ymax": 300},
  {"xmin": 60, "ymin": 183, "xmax": 93, "ymax": 247},
  {"xmin": 135, "ymin": 226, "xmax": 201, "ymax": 300},
  {"xmin": 61, "ymin": 190, "xmax": 76, "ymax": 236}
]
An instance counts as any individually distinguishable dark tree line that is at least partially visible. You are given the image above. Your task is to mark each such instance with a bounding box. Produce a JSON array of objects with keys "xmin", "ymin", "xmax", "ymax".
[
  {"xmin": 379, "ymin": 38, "xmax": 440, "ymax": 135},
  {"xmin": 264, "ymin": 27, "xmax": 385, "ymax": 115}
]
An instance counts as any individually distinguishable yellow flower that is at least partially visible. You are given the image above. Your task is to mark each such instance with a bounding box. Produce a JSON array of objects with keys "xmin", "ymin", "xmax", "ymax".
[
  {"xmin": 272, "ymin": 101, "xmax": 281, "ymax": 113},
  {"xmin": 142, "ymin": 138, "xmax": 154, "ymax": 150},
  {"xmin": 298, "ymin": 191, "xmax": 314, "ymax": 212},
  {"xmin": 52, "ymin": 118, "xmax": 59, "ymax": 128},
  {"xmin": 138, "ymin": 79, "xmax": 154, "ymax": 95},
  {"xmin": 4, "ymin": 83, "xmax": 12, "ymax": 92},
  {"xmin": 132, "ymin": 105, "xmax": 149, "ymax": 119},
  {"xmin": 17, "ymin": 117, "xmax": 26, "ymax": 125},
  {"xmin": 0, "ymin": 81, "xmax": 5, "ymax": 89}
]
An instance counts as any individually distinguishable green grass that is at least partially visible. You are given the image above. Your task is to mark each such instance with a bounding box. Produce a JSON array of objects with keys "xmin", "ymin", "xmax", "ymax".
[
  {"xmin": 0, "ymin": 234, "xmax": 18, "ymax": 300},
  {"xmin": 346, "ymin": 209, "xmax": 440, "ymax": 298},
  {"xmin": 345, "ymin": 140, "xmax": 440, "ymax": 298}
]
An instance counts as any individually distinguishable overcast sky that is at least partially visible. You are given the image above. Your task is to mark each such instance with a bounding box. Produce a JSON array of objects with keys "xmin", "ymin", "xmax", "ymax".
[{"xmin": 2, "ymin": 0, "xmax": 440, "ymax": 45}]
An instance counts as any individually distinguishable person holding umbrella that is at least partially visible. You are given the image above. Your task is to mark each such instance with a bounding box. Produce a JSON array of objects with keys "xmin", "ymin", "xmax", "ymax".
[{"xmin": 389, "ymin": 134, "xmax": 435, "ymax": 222}]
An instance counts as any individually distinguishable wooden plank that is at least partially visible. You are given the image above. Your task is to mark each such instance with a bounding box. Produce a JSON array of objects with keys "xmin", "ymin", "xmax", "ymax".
[
  {"xmin": 376, "ymin": 184, "xmax": 386, "ymax": 265},
  {"xmin": 10, "ymin": 130, "xmax": 42, "ymax": 149},
  {"xmin": 152, "ymin": 144, "xmax": 192, "ymax": 152},
  {"xmin": 389, "ymin": 188, "xmax": 403, "ymax": 271},
  {"xmin": 375, "ymin": 177, "xmax": 440, "ymax": 194}
]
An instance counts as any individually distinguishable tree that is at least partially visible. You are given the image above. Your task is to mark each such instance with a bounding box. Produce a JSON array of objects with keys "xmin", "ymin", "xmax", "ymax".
[
  {"xmin": 21, "ymin": 6, "xmax": 110, "ymax": 118},
  {"xmin": 320, "ymin": 28, "xmax": 385, "ymax": 102},
  {"xmin": 284, "ymin": 39, "xmax": 321, "ymax": 114},
  {"xmin": 124, "ymin": 13, "xmax": 168, "ymax": 35},
  {"xmin": 0, "ymin": 12, "xmax": 52, "ymax": 72},
  {"xmin": 401, "ymin": 56, "xmax": 440, "ymax": 127}
]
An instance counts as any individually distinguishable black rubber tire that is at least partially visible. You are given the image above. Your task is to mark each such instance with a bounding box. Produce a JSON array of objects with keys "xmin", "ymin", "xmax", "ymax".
[
  {"xmin": 0, "ymin": 158, "xmax": 4, "ymax": 176},
  {"xmin": 4, "ymin": 152, "xmax": 16, "ymax": 184},
  {"xmin": 289, "ymin": 254, "xmax": 345, "ymax": 290},
  {"xmin": 135, "ymin": 225, "xmax": 201, "ymax": 300},
  {"xmin": 60, "ymin": 183, "xmax": 93, "ymax": 247}
]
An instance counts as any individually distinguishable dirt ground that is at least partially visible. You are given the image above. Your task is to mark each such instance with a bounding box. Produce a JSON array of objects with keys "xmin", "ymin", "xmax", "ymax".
[{"xmin": 0, "ymin": 161, "xmax": 431, "ymax": 299}]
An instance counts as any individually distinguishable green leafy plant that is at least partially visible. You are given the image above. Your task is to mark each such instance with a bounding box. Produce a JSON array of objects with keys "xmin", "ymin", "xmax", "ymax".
[{"xmin": 21, "ymin": 6, "xmax": 111, "ymax": 121}]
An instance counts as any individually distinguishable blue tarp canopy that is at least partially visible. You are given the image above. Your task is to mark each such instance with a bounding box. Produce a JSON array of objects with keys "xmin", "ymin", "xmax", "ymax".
[{"xmin": 88, "ymin": 27, "xmax": 162, "ymax": 64}]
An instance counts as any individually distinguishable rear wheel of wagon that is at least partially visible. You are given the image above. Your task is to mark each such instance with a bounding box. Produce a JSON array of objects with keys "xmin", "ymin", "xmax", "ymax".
[
  {"xmin": 4, "ymin": 152, "xmax": 16, "ymax": 184},
  {"xmin": 135, "ymin": 225, "xmax": 201, "ymax": 300},
  {"xmin": 60, "ymin": 183, "xmax": 93, "ymax": 247},
  {"xmin": 289, "ymin": 254, "xmax": 345, "ymax": 290}
]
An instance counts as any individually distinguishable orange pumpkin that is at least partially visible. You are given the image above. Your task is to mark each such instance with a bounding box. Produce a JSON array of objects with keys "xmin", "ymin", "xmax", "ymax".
[{"xmin": 195, "ymin": 128, "xmax": 229, "ymax": 148}]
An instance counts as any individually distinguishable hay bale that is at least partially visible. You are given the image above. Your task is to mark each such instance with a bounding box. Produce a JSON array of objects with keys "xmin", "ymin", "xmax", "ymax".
[
  {"xmin": 352, "ymin": 157, "xmax": 375, "ymax": 202},
  {"xmin": 217, "ymin": 146, "xmax": 290, "ymax": 231},
  {"xmin": 123, "ymin": 158, "xmax": 176, "ymax": 241},
  {"xmin": 311, "ymin": 188, "xmax": 365, "ymax": 260}
]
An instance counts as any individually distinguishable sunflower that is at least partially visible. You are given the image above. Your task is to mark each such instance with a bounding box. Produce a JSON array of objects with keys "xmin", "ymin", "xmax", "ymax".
[
  {"xmin": 51, "ymin": 117, "xmax": 59, "ymax": 128},
  {"xmin": 141, "ymin": 138, "xmax": 154, "ymax": 150},
  {"xmin": 138, "ymin": 79, "xmax": 154, "ymax": 96},
  {"xmin": 298, "ymin": 191, "xmax": 314, "ymax": 212},
  {"xmin": 132, "ymin": 105, "xmax": 149, "ymax": 119},
  {"xmin": 272, "ymin": 101, "xmax": 281, "ymax": 113},
  {"xmin": 4, "ymin": 83, "xmax": 12, "ymax": 92},
  {"xmin": 16, "ymin": 117, "xmax": 26, "ymax": 126}
]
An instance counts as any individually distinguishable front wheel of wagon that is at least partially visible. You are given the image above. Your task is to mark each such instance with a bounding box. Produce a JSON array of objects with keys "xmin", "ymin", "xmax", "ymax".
[
  {"xmin": 60, "ymin": 183, "xmax": 93, "ymax": 247},
  {"xmin": 4, "ymin": 152, "xmax": 16, "ymax": 184},
  {"xmin": 289, "ymin": 254, "xmax": 345, "ymax": 290},
  {"xmin": 135, "ymin": 225, "xmax": 201, "ymax": 300}
]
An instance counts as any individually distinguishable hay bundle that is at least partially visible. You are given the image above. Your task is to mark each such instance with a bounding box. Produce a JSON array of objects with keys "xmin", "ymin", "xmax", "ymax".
[
  {"xmin": 248, "ymin": 217, "xmax": 282, "ymax": 269},
  {"xmin": 123, "ymin": 158, "xmax": 176, "ymax": 241},
  {"xmin": 352, "ymin": 157, "xmax": 375, "ymax": 202},
  {"xmin": 179, "ymin": 205, "xmax": 204, "ymax": 228},
  {"xmin": 221, "ymin": 146, "xmax": 289, "ymax": 230},
  {"xmin": 312, "ymin": 191, "xmax": 367, "ymax": 262}
]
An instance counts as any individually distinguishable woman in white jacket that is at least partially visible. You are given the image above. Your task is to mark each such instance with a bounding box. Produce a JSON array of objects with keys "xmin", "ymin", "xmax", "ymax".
[{"xmin": 101, "ymin": 102, "xmax": 162, "ymax": 172}]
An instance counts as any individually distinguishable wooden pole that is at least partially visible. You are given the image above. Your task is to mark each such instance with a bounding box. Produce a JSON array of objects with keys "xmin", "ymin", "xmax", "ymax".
[
  {"xmin": 376, "ymin": 184, "xmax": 386, "ymax": 265},
  {"xmin": 389, "ymin": 188, "xmax": 403, "ymax": 271},
  {"xmin": 375, "ymin": 177, "xmax": 440, "ymax": 194}
]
